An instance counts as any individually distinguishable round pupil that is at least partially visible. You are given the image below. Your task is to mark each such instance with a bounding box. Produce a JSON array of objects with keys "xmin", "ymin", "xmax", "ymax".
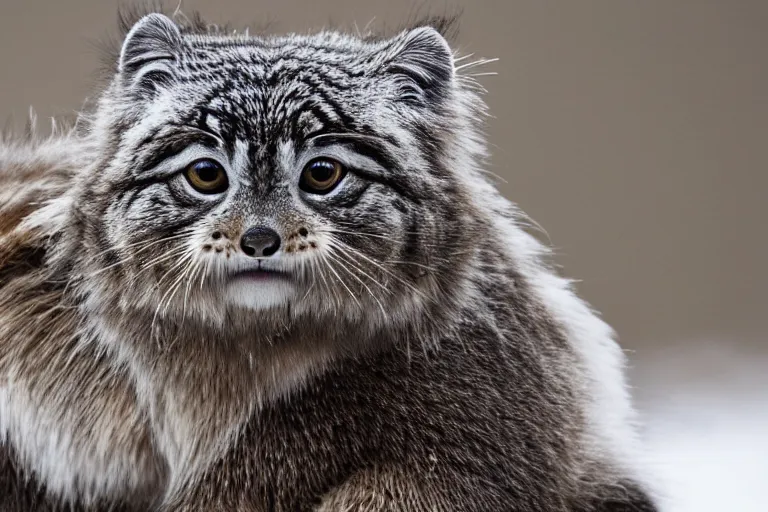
[
  {"xmin": 310, "ymin": 161, "xmax": 335, "ymax": 182},
  {"xmin": 195, "ymin": 162, "xmax": 220, "ymax": 182}
]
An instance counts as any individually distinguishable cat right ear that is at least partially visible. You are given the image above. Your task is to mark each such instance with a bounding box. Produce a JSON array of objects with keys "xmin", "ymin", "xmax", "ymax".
[{"xmin": 118, "ymin": 13, "xmax": 182, "ymax": 92}]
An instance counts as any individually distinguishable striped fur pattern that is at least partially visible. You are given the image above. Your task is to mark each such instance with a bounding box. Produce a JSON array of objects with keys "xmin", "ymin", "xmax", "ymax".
[{"xmin": 0, "ymin": 9, "xmax": 659, "ymax": 511}]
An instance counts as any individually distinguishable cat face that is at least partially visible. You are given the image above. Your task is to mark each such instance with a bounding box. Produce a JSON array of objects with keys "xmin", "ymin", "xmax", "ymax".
[{"xmin": 81, "ymin": 14, "xmax": 475, "ymax": 326}]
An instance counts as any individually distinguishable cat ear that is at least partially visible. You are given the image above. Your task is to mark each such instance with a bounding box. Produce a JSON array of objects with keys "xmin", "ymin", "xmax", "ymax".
[
  {"xmin": 385, "ymin": 27, "xmax": 455, "ymax": 104},
  {"xmin": 118, "ymin": 13, "xmax": 182, "ymax": 91}
]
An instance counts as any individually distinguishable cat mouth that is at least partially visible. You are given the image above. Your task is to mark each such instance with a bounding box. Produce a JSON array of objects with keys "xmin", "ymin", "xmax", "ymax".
[{"xmin": 229, "ymin": 264, "xmax": 292, "ymax": 282}]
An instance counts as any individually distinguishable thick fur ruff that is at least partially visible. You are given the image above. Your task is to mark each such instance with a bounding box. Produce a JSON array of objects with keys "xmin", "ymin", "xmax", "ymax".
[{"xmin": 0, "ymin": 8, "xmax": 659, "ymax": 512}]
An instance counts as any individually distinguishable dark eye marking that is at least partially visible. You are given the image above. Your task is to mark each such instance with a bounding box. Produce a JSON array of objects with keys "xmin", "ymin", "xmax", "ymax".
[
  {"xmin": 308, "ymin": 134, "xmax": 399, "ymax": 172},
  {"xmin": 136, "ymin": 129, "xmax": 222, "ymax": 174},
  {"xmin": 303, "ymin": 130, "xmax": 399, "ymax": 149},
  {"xmin": 329, "ymin": 182, "xmax": 372, "ymax": 208},
  {"xmin": 296, "ymin": 132, "xmax": 427, "ymax": 202}
]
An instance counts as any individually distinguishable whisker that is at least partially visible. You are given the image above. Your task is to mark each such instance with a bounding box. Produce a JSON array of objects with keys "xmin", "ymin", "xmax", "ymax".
[
  {"xmin": 323, "ymin": 228, "xmax": 443, "ymax": 250},
  {"xmin": 199, "ymin": 258, "xmax": 211, "ymax": 291},
  {"xmin": 150, "ymin": 253, "xmax": 194, "ymax": 339},
  {"xmin": 135, "ymin": 251, "xmax": 184, "ymax": 277},
  {"xmin": 323, "ymin": 255, "xmax": 362, "ymax": 311},
  {"xmin": 453, "ymin": 53, "xmax": 476, "ymax": 63},
  {"xmin": 465, "ymin": 72, "xmax": 498, "ymax": 78},
  {"xmin": 330, "ymin": 239, "xmax": 428, "ymax": 299},
  {"xmin": 455, "ymin": 57, "xmax": 499, "ymax": 72},
  {"xmin": 182, "ymin": 258, "xmax": 203, "ymax": 320},
  {"xmin": 382, "ymin": 260, "xmax": 438, "ymax": 272},
  {"xmin": 328, "ymin": 241, "xmax": 392, "ymax": 295},
  {"xmin": 327, "ymin": 222, "xmax": 440, "ymax": 241},
  {"xmin": 327, "ymin": 243, "xmax": 388, "ymax": 319},
  {"xmin": 162, "ymin": 259, "xmax": 194, "ymax": 317},
  {"xmin": 88, "ymin": 232, "xmax": 191, "ymax": 261},
  {"xmin": 314, "ymin": 252, "xmax": 336, "ymax": 309},
  {"xmin": 299, "ymin": 278, "xmax": 316, "ymax": 304},
  {"xmin": 80, "ymin": 232, "xmax": 193, "ymax": 280},
  {"xmin": 153, "ymin": 250, "xmax": 196, "ymax": 289}
]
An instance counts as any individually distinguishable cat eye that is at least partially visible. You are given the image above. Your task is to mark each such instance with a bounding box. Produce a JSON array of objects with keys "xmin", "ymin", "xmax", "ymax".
[
  {"xmin": 183, "ymin": 159, "xmax": 228, "ymax": 194},
  {"xmin": 299, "ymin": 158, "xmax": 346, "ymax": 194}
]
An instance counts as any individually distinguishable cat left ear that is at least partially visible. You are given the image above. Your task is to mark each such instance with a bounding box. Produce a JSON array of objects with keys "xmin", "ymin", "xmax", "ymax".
[
  {"xmin": 385, "ymin": 27, "xmax": 455, "ymax": 104},
  {"xmin": 118, "ymin": 13, "xmax": 183, "ymax": 91}
]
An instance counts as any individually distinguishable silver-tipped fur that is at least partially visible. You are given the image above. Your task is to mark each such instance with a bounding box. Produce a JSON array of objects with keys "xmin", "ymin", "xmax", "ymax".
[{"xmin": 0, "ymin": 8, "xmax": 658, "ymax": 511}]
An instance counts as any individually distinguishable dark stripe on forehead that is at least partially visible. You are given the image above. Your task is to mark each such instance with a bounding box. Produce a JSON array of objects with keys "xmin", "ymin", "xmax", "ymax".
[
  {"xmin": 261, "ymin": 61, "xmax": 359, "ymax": 92},
  {"xmin": 288, "ymin": 103, "xmax": 323, "ymax": 141},
  {"xmin": 193, "ymin": 113, "xmax": 224, "ymax": 140},
  {"xmin": 171, "ymin": 55, "xmax": 373, "ymax": 147},
  {"xmin": 300, "ymin": 89, "xmax": 356, "ymax": 128}
]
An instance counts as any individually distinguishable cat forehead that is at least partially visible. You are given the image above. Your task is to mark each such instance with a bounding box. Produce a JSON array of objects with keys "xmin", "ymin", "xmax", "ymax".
[
  {"xmin": 155, "ymin": 34, "xmax": 391, "ymax": 144},
  {"xmin": 118, "ymin": 16, "xmax": 454, "ymax": 147},
  {"xmin": 178, "ymin": 31, "xmax": 383, "ymax": 75},
  {"xmin": 172, "ymin": 37, "xmax": 376, "ymax": 105}
]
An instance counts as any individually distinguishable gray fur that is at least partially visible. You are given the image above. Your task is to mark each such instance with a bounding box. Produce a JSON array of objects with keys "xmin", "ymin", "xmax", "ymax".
[{"xmin": 0, "ymin": 9, "xmax": 659, "ymax": 511}]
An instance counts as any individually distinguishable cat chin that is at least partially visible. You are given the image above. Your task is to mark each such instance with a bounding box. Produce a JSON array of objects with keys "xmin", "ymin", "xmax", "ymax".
[{"xmin": 224, "ymin": 278, "xmax": 297, "ymax": 310}]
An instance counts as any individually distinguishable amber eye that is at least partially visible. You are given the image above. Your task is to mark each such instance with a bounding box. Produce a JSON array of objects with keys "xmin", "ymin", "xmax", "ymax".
[
  {"xmin": 299, "ymin": 158, "xmax": 346, "ymax": 194},
  {"xmin": 183, "ymin": 159, "xmax": 228, "ymax": 194}
]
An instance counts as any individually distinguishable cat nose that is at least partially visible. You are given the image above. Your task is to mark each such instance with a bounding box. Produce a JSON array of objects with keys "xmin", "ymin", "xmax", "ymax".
[{"xmin": 240, "ymin": 226, "xmax": 281, "ymax": 257}]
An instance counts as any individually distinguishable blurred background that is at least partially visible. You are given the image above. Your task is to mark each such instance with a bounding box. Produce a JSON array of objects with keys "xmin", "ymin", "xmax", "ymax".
[{"xmin": 0, "ymin": 1, "xmax": 765, "ymax": 510}]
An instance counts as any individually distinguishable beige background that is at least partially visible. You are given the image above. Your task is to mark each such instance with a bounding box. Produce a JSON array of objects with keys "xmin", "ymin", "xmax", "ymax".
[{"xmin": 1, "ymin": 1, "xmax": 766, "ymax": 510}]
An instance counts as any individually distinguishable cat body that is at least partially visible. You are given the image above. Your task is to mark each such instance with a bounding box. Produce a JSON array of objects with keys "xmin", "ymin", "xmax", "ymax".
[{"xmin": 0, "ymin": 11, "xmax": 658, "ymax": 511}]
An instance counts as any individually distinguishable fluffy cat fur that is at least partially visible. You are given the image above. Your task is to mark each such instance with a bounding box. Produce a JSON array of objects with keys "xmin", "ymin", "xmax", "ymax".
[{"xmin": 0, "ymin": 8, "xmax": 659, "ymax": 511}]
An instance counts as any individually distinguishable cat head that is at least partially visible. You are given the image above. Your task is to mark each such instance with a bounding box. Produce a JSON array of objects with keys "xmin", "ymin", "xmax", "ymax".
[{"xmin": 68, "ymin": 13, "xmax": 487, "ymax": 332}]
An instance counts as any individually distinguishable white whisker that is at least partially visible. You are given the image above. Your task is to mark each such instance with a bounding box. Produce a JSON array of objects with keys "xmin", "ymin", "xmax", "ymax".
[{"xmin": 327, "ymin": 242, "xmax": 388, "ymax": 319}]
